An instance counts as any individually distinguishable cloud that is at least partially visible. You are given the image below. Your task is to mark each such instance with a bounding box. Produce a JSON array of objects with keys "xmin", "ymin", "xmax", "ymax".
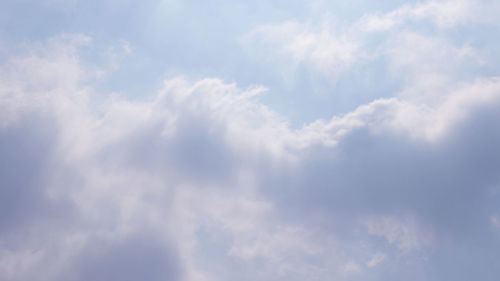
[
  {"xmin": 1, "ymin": 6, "xmax": 500, "ymax": 280},
  {"xmin": 241, "ymin": 20, "xmax": 360, "ymax": 82},
  {"xmin": 241, "ymin": 0, "xmax": 493, "ymax": 98},
  {"xmin": 66, "ymin": 233, "xmax": 180, "ymax": 281},
  {"xmin": 358, "ymin": 0, "xmax": 476, "ymax": 31}
]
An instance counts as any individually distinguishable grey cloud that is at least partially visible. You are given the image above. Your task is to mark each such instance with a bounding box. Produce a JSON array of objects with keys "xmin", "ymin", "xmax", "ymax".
[
  {"xmin": 2, "ymin": 77, "xmax": 500, "ymax": 281},
  {"xmin": 0, "ymin": 111, "xmax": 186, "ymax": 281},
  {"xmin": 79, "ymin": 78, "xmax": 500, "ymax": 281},
  {"xmin": 65, "ymin": 233, "xmax": 181, "ymax": 281},
  {"xmin": 266, "ymin": 96, "xmax": 500, "ymax": 226},
  {"xmin": 99, "ymin": 113, "xmax": 237, "ymax": 186},
  {"xmin": 259, "ymin": 96, "xmax": 500, "ymax": 280},
  {"xmin": 0, "ymin": 113, "xmax": 73, "ymax": 236}
]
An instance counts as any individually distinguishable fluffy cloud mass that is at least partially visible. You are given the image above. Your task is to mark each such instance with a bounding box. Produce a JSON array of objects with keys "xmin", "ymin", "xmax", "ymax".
[{"xmin": 1, "ymin": 0, "xmax": 500, "ymax": 281}]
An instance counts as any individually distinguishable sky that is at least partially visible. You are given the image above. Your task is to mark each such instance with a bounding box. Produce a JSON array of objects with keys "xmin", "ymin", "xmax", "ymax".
[{"xmin": 1, "ymin": 0, "xmax": 500, "ymax": 280}]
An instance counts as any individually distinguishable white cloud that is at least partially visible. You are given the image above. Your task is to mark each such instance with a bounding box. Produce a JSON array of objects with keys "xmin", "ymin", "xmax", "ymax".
[
  {"xmin": 343, "ymin": 261, "xmax": 361, "ymax": 274},
  {"xmin": 242, "ymin": 0, "xmax": 491, "ymax": 98},
  {"xmin": 358, "ymin": 0, "xmax": 475, "ymax": 31},
  {"xmin": 242, "ymin": 20, "xmax": 360, "ymax": 82},
  {"xmin": 366, "ymin": 252, "xmax": 385, "ymax": 267},
  {"xmin": 491, "ymin": 214, "xmax": 500, "ymax": 230},
  {"xmin": 361, "ymin": 214, "xmax": 434, "ymax": 251}
]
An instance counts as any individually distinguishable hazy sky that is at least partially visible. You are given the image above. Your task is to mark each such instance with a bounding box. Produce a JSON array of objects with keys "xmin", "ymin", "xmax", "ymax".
[{"xmin": 1, "ymin": 1, "xmax": 500, "ymax": 280}]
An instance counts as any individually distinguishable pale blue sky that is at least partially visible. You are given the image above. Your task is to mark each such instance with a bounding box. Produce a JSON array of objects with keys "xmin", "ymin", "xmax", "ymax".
[
  {"xmin": 3, "ymin": 0, "xmax": 500, "ymax": 124},
  {"xmin": 7, "ymin": 0, "xmax": 497, "ymax": 123}
]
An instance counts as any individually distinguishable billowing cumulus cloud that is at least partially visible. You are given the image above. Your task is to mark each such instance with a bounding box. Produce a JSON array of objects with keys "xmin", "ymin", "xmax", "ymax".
[{"xmin": 1, "ymin": 1, "xmax": 500, "ymax": 281}]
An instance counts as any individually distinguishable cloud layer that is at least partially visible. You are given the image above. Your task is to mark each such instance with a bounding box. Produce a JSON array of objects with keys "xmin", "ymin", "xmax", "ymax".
[{"xmin": 1, "ymin": 1, "xmax": 500, "ymax": 281}]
